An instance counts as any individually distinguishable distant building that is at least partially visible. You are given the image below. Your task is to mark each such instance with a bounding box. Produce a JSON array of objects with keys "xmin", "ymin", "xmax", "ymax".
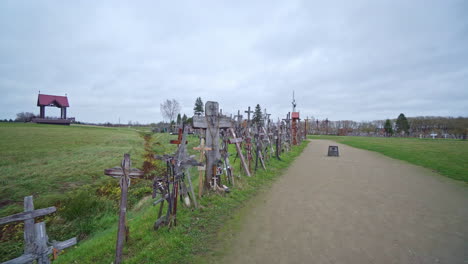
[{"xmin": 32, "ymin": 93, "xmax": 73, "ymax": 125}]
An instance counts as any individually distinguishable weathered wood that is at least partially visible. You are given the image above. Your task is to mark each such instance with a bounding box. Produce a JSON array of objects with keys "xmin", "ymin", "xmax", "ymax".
[
  {"xmin": 193, "ymin": 138, "xmax": 211, "ymax": 198},
  {"xmin": 117, "ymin": 154, "xmax": 129, "ymax": 264},
  {"xmin": 51, "ymin": 238, "xmax": 77, "ymax": 251},
  {"xmin": 104, "ymin": 154, "xmax": 143, "ymax": 264},
  {"xmin": 104, "ymin": 168, "xmax": 144, "ymax": 178},
  {"xmin": 184, "ymin": 169, "xmax": 198, "ymax": 208},
  {"xmin": 192, "ymin": 101, "xmax": 232, "ymax": 190},
  {"xmin": 0, "ymin": 207, "xmax": 56, "ymax": 225},
  {"xmin": 23, "ymin": 196, "xmax": 35, "ymax": 259},
  {"xmin": 228, "ymin": 138, "xmax": 243, "ymax": 144},
  {"xmin": 2, "ymin": 254, "xmax": 36, "ymax": 264},
  {"xmin": 1, "ymin": 196, "xmax": 76, "ymax": 264},
  {"xmin": 34, "ymin": 222, "xmax": 52, "ymax": 264},
  {"xmin": 229, "ymin": 128, "xmax": 251, "ymax": 177}
]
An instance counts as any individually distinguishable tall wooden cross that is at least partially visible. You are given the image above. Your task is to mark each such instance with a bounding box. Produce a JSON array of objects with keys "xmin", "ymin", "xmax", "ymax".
[
  {"xmin": 104, "ymin": 154, "xmax": 144, "ymax": 264},
  {"xmin": 245, "ymin": 106, "xmax": 253, "ymax": 127},
  {"xmin": 192, "ymin": 101, "xmax": 232, "ymax": 190},
  {"xmin": 171, "ymin": 125, "xmax": 199, "ymax": 208}
]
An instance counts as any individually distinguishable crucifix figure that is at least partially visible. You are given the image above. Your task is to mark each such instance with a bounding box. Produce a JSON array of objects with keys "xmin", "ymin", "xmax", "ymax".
[
  {"xmin": 192, "ymin": 101, "xmax": 232, "ymax": 190},
  {"xmin": 104, "ymin": 154, "xmax": 144, "ymax": 264}
]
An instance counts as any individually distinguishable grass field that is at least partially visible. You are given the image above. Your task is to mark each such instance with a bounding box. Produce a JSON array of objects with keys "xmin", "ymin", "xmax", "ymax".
[
  {"xmin": 0, "ymin": 123, "xmax": 145, "ymax": 216},
  {"xmin": 309, "ymin": 135, "xmax": 468, "ymax": 183},
  {"xmin": 0, "ymin": 122, "xmax": 308, "ymax": 263},
  {"xmin": 0, "ymin": 123, "xmax": 181, "ymax": 261}
]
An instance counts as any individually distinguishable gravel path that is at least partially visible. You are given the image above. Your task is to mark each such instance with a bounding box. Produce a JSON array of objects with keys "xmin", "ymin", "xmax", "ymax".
[{"xmin": 221, "ymin": 140, "xmax": 468, "ymax": 264}]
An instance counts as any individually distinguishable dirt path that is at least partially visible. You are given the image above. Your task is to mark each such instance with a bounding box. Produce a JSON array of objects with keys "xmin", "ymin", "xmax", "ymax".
[{"xmin": 220, "ymin": 140, "xmax": 468, "ymax": 264}]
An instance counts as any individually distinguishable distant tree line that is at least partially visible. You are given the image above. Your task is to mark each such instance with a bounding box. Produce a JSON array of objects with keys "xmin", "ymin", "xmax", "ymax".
[{"xmin": 309, "ymin": 114, "xmax": 467, "ymax": 139}]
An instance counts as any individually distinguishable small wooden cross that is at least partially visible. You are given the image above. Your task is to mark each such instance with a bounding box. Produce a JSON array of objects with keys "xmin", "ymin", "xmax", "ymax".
[
  {"xmin": 104, "ymin": 154, "xmax": 144, "ymax": 264},
  {"xmin": 0, "ymin": 196, "xmax": 76, "ymax": 264},
  {"xmin": 244, "ymin": 106, "xmax": 253, "ymax": 126}
]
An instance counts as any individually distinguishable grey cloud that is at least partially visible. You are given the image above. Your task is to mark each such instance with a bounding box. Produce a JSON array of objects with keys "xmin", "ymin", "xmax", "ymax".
[{"xmin": 0, "ymin": 0, "xmax": 467, "ymax": 123}]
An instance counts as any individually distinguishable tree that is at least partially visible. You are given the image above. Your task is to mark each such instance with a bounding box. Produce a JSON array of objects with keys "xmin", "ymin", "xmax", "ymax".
[
  {"xmin": 384, "ymin": 119, "xmax": 393, "ymax": 136},
  {"xmin": 182, "ymin": 114, "xmax": 187, "ymax": 124},
  {"xmin": 252, "ymin": 104, "xmax": 262, "ymax": 125},
  {"xmin": 160, "ymin": 99, "xmax": 181, "ymax": 122},
  {"xmin": 193, "ymin": 97, "xmax": 204, "ymax": 116},
  {"xmin": 176, "ymin": 113, "xmax": 182, "ymax": 125},
  {"xmin": 15, "ymin": 112, "xmax": 35, "ymax": 122},
  {"xmin": 395, "ymin": 113, "xmax": 409, "ymax": 135}
]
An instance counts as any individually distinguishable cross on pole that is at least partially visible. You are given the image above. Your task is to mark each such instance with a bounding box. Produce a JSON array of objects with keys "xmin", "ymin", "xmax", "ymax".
[
  {"xmin": 245, "ymin": 106, "xmax": 253, "ymax": 126},
  {"xmin": 234, "ymin": 110, "xmax": 243, "ymax": 124},
  {"xmin": 104, "ymin": 154, "xmax": 144, "ymax": 264},
  {"xmin": 192, "ymin": 101, "xmax": 232, "ymax": 190}
]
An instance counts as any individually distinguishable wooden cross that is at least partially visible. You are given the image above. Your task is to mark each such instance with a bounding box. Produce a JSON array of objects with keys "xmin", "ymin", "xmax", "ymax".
[
  {"xmin": 193, "ymin": 138, "xmax": 212, "ymax": 197},
  {"xmin": 192, "ymin": 101, "xmax": 232, "ymax": 190},
  {"xmin": 169, "ymin": 128, "xmax": 188, "ymax": 145},
  {"xmin": 170, "ymin": 126, "xmax": 198, "ymax": 208},
  {"xmin": 228, "ymin": 128, "xmax": 251, "ymax": 177},
  {"xmin": 104, "ymin": 154, "xmax": 144, "ymax": 264},
  {"xmin": 234, "ymin": 110, "xmax": 243, "ymax": 128},
  {"xmin": 245, "ymin": 106, "xmax": 253, "ymax": 127},
  {"xmin": 0, "ymin": 196, "xmax": 76, "ymax": 264}
]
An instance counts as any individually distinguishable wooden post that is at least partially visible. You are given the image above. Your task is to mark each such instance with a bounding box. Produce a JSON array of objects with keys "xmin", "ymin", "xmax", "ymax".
[
  {"xmin": 116, "ymin": 155, "xmax": 129, "ymax": 264},
  {"xmin": 35, "ymin": 222, "xmax": 51, "ymax": 264},
  {"xmin": 104, "ymin": 154, "xmax": 144, "ymax": 264},
  {"xmin": 228, "ymin": 128, "xmax": 250, "ymax": 177},
  {"xmin": 193, "ymin": 138, "xmax": 211, "ymax": 197},
  {"xmin": 23, "ymin": 196, "xmax": 35, "ymax": 258}
]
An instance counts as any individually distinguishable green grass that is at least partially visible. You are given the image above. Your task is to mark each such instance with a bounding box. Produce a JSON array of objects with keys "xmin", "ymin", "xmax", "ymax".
[
  {"xmin": 0, "ymin": 123, "xmax": 180, "ymax": 261},
  {"xmin": 53, "ymin": 142, "xmax": 309, "ymax": 264},
  {"xmin": 309, "ymin": 135, "xmax": 468, "ymax": 183},
  {"xmin": 0, "ymin": 122, "xmax": 308, "ymax": 263},
  {"xmin": 0, "ymin": 123, "xmax": 144, "ymax": 216}
]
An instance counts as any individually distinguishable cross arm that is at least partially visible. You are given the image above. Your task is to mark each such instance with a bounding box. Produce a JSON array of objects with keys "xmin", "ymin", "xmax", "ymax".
[
  {"xmin": 104, "ymin": 167, "xmax": 145, "ymax": 178},
  {"xmin": 192, "ymin": 116, "xmax": 208, "ymax": 129},
  {"xmin": 228, "ymin": 138, "xmax": 243, "ymax": 144},
  {"xmin": 0, "ymin": 207, "xmax": 56, "ymax": 225},
  {"xmin": 50, "ymin": 237, "xmax": 77, "ymax": 251},
  {"xmin": 2, "ymin": 253, "xmax": 36, "ymax": 264}
]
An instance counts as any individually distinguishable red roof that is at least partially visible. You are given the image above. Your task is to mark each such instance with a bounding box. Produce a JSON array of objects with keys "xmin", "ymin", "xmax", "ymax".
[
  {"xmin": 37, "ymin": 94, "xmax": 69, "ymax": 107},
  {"xmin": 292, "ymin": 112, "xmax": 300, "ymax": 119}
]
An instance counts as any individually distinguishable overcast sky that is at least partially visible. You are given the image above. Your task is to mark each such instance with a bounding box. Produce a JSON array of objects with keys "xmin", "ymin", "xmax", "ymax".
[{"xmin": 1, "ymin": 0, "xmax": 467, "ymax": 123}]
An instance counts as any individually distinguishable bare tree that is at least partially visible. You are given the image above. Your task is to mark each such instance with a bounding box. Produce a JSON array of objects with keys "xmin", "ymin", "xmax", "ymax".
[
  {"xmin": 160, "ymin": 99, "xmax": 181, "ymax": 122},
  {"xmin": 15, "ymin": 112, "xmax": 36, "ymax": 122}
]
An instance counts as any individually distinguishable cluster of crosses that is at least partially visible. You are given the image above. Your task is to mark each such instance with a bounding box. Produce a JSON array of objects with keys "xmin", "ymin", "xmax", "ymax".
[{"xmin": 101, "ymin": 100, "xmax": 307, "ymax": 264}]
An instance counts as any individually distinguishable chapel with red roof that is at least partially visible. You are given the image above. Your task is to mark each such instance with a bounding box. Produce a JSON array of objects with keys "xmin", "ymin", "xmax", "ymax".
[{"xmin": 32, "ymin": 93, "xmax": 72, "ymax": 125}]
